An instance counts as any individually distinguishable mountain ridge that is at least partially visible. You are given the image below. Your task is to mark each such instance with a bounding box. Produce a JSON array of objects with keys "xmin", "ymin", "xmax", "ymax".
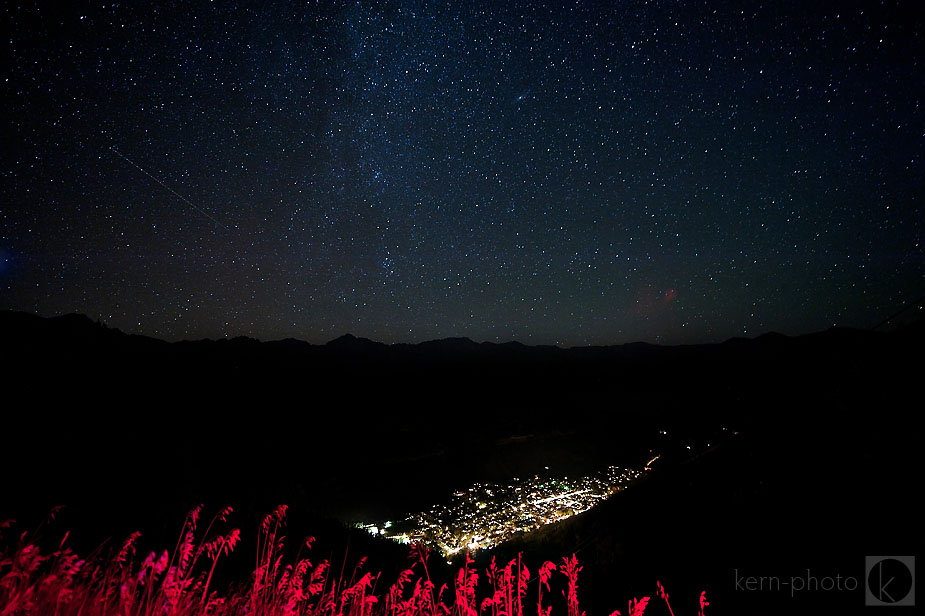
[{"xmin": 2, "ymin": 309, "xmax": 914, "ymax": 356}]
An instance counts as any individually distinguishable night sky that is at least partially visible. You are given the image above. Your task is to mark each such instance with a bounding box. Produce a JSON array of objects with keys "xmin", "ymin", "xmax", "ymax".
[{"xmin": 2, "ymin": 0, "xmax": 922, "ymax": 346}]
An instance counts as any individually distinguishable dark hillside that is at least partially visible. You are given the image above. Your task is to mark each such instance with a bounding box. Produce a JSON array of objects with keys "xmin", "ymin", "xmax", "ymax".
[{"xmin": 2, "ymin": 310, "xmax": 921, "ymax": 613}]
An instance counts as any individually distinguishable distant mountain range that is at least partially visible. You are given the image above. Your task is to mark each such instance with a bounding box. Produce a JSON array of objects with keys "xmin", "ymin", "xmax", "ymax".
[
  {"xmin": 3, "ymin": 308, "xmax": 921, "ymax": 441},
  {"xmin": 3, "ymin": 309, "xmax": 922, "ymax": 364},
  {"xmin": 2, "ymin": 309, "xmax": 921, "ymax": 535}
]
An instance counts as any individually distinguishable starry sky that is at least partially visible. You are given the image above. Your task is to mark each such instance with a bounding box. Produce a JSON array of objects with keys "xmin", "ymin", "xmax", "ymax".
[{"xmin": 2, "ymin": 0, "xmax": 922, "ymax": 346}]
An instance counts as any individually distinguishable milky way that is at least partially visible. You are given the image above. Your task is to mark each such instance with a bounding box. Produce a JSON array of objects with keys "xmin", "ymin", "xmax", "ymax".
[{"xmin": 2, "ymin": 1, "xmax": 922, "ymax": 346}]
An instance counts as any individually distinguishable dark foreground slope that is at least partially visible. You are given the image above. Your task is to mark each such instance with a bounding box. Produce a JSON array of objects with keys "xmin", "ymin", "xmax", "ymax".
[
  {"xmin": 487, "ymin": 331, "xmax": 921, "ymax": 614},
  {"xmin": 1, "ymin": 311, "xmax": 921, "ymax": 614}
]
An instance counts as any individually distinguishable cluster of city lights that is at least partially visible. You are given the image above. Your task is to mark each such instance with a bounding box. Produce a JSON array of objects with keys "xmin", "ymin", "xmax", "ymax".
[{"xmin": 358, "ymin": 459, "xmax": 658, "ymax": 557}]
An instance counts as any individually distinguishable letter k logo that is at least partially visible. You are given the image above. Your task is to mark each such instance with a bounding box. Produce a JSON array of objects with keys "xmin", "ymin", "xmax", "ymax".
[{"xmin": 866, "ymin": 556, "xmax": 915, "ymax": 606}]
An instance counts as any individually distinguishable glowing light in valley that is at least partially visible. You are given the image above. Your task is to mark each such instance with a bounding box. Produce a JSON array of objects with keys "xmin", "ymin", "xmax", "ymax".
[{"xmin": 358, "ymin": 464, "xmax": 650, "ymax": 556}]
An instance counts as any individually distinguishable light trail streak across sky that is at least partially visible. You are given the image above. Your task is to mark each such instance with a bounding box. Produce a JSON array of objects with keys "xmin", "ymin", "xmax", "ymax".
[{"xmin": 108, "ymin": 146, "xmax": 229, "ymax": 229}]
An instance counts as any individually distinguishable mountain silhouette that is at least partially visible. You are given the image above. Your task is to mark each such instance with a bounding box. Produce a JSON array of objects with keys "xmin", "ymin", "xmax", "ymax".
[{"xmin": 5, "ymin": 309, "xmax": 920, "ymax": 365}]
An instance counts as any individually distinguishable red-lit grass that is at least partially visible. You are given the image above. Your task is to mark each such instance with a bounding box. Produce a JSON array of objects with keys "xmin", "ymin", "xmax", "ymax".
[{"xmin": 0, "ymin": 507, "xmax": 708, "ymax": 616}]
